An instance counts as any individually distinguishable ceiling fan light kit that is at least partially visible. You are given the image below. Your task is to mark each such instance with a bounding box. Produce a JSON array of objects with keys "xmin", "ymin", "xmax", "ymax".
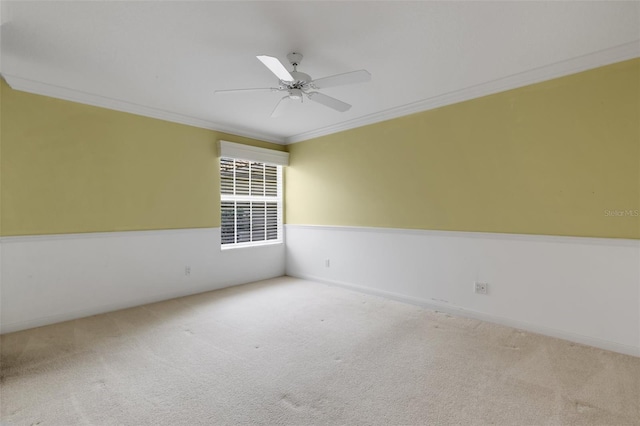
[{"xmin": 216, "ymin": 52, "xmax": 371, "ymax": 117}]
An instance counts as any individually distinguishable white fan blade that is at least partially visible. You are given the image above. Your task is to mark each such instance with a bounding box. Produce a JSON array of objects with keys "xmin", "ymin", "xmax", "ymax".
[
  {"xmin": 311, "ymin": 70, "xmax": 371, "ymax": 89},
  {"xmin": 257, "ymin": 55, "xmax": 294, "ymax": 82},
  {"xmin": 307, "ymin": 92, "xmax": 351, "ymax": 112},
  {"xmin": 215, "ymin": 87, "xmax": 280, "ymax": 94},
  {"xmin": 271, "ymin": 96, "xmax": 292, "ymax": 118}
]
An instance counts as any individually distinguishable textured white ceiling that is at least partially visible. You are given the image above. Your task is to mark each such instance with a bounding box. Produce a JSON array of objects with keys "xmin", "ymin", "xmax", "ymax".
[{"xmin": 1, "ymin": 1, "xmax": 639, "ymax": 143}]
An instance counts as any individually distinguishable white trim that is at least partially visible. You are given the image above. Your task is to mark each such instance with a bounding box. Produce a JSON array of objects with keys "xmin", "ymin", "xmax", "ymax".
[
  {"xmin": 285, "ymin": 224, "xmax": 640, "ymax": 247},
  {"xmin": 218, "ymin": 140, "xmax": 289, "ymax": 165},
  {"xmin": 285, "ymin": 41, "xmax": 640, "ymax": 144},
  {"xmin": 289, "ymin": 272, "xmax": 640, "ymax": 358},
  {"xmin": 0, "ymin": 227, "xmax": 217, "ymax": 244},
  {"xmin": 0, "ymin": 74, "xmax": 286, "ymax": 145}
]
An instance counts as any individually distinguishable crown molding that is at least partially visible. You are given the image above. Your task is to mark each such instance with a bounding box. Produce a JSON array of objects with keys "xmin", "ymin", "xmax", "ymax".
[
  {"xmin": 285, "ymin": 40, "xmax": 640, "ymax": 144},
  {"xmin": 0, "ymin": 74, "xmax": 286, "ymax": 145},
  {"xmin": 3, "ymin": 40, "xmax": 638, "ymax": 146}
]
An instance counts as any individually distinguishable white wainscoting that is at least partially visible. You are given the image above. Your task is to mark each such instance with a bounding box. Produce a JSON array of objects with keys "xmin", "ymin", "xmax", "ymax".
[
  {"xmin": 0, "ymin": 228, "xmax": 285, "ymax": 333},
  {"xmin": 285, "ymin": 224, "xmax": 640, "ymax": 357}
]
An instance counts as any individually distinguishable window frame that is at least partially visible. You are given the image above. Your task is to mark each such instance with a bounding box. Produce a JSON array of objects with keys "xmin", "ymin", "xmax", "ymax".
[{"xmin": 218, "ymin": 141, "xmax": 288, "ymax": 250}]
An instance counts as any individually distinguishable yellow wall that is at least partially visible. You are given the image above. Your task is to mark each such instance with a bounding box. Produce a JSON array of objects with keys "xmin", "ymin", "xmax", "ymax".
[
  {"xmin": 0, "ymin": 79, "xmax": 284, "ymax": 236},
  {"xmin": 3, "ymin": 59, "xmax": 639, "ymax": 239},
  {"xmin": 286, "ymin": 59, "xmax": 640, "ymax": 239}
]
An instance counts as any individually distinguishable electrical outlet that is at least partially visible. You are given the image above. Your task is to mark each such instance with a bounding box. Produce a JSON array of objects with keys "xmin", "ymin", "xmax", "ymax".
[
  {"xmin": 185, "ymin": 266, "xmax": 191, "ymax": 276},
  {"xmin": 474, "ymin": 282, "xmax": 488, "ymax": 295},
  {"xmin": 325, "ymin": 259, "xmax": 330, "ymax": 268}
]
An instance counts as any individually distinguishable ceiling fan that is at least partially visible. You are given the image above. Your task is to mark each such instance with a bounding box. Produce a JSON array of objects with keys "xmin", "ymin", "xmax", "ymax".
[{"xmin": 215, "ymin": 53, "xmax": 371, "ymax": 117}]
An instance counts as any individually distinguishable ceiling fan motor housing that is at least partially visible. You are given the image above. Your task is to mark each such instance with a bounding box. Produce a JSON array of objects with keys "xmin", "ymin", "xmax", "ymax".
[
  {"xmin": 290, "ymin": 71, "xmax": 311, "ymax": 85},
  {"xmin": 285, "ymin": 53, "xmax": 311, "ymax": 88}
]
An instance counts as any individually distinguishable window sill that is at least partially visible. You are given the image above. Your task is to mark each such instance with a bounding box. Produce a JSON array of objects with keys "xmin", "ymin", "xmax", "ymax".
[{"xmin": 220, "ymin": 240, "xmax": 283, "ymax": 251}]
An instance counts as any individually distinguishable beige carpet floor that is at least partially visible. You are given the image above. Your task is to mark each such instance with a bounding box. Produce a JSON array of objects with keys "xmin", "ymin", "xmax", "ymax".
[{"xmin": 1, "ymin": 276, "xmax": 639, "ymax": 425}]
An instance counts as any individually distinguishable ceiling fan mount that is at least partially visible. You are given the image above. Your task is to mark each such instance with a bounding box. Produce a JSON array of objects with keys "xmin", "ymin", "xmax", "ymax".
[
  {"xmin": 286, "ymin": 52, "xmax": 304, "ymax": 68},
  {"xmin": 215, "ymin": 52, "xmax": 371, "ymax": 118}
]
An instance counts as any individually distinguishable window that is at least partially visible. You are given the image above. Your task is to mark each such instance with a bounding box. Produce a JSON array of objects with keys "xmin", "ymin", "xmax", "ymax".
[{"xmin": 219, "ymin": 141, "xmax": 288, "ymax": 248}]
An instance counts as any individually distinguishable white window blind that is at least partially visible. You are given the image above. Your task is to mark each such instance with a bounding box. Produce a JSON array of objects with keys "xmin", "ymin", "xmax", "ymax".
[{"xmin": 219, "ymin": 149, "xmax": 283, "ymax": 248}]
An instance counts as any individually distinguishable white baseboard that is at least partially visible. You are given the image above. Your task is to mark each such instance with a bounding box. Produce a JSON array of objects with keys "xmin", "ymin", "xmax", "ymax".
[
  {"xmin": 285, "ymin": 225, "xmax": 640, "ymax": 357},
  {"xmin": 289, "ymin": 272, "xmax": 640, "ymax": 358},
  {"xmin": 0, "ymin": 228, "xmax": 285, "ymax": 333},
  {"xmin": 2, "ymin": 286, "xmax": 211, "ymax": 334}
]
